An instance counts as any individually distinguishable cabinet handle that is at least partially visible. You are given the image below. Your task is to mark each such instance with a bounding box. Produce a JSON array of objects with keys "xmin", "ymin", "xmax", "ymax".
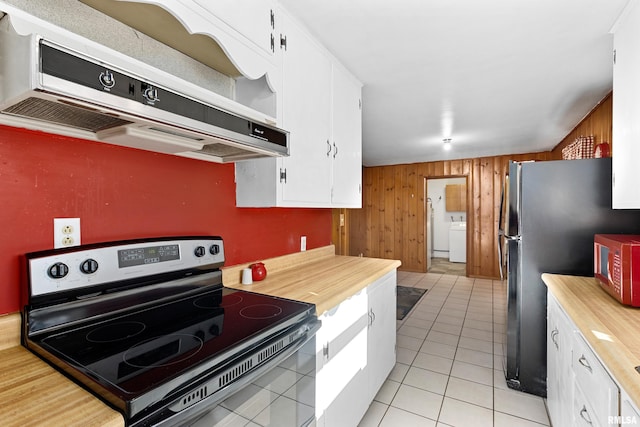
[
  {"xmin": 579, "ymin": 405, "xmax": 593, "ymax": 425},
  {"xmin": 326, "ymin": 140, "xmax": 332, "ymax": 157},
  {"xmin": 578, "ymin": 355, "xmax": 593, "ymax": 373},
  {"xmin": 550, "ymin": 329, "xmax": 559, "ymax": 350},
  {"xmin": 333, "ymin": 142, "xmax": 338, "ymax": 158},
  {"xmin": 323, "ymin": 342, "xmax": 329, "ymax": 359},
  {"xmin": 270, "ymin": 34, "xmax": 274, "ymax": 52}
]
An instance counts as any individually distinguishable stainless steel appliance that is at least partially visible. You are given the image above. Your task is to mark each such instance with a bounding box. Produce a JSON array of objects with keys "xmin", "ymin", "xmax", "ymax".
[
  {"xmin": 498, "ymin": 158, "xmax": 640, "ymax": 397},
  {"xmin": 0, "ymin": 9, "xmax": 288, "ymax": 163},
  {"xmin": 22, "ymin": 236, "xmax": 319, "ymax": 426}
]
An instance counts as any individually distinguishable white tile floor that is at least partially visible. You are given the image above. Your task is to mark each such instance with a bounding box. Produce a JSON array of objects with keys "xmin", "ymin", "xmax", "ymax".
[{"xmin": 358, "ymin": 271, "xmax": 551, "ymax": 427}]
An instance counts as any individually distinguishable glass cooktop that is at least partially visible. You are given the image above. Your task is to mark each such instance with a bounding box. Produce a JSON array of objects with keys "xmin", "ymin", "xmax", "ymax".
[{"xmin": 36, "ymin": 286, "xmax": 314, "ymax": 396}]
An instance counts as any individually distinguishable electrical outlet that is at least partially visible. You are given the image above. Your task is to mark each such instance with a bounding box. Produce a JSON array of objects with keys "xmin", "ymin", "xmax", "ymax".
[
  {"xmin": 301, "ymin": 236, "xmax": 307, "ymax": 252},
  {"xmin": 54, "ymin": 218, "xmax": 81, "ymax": 249}
]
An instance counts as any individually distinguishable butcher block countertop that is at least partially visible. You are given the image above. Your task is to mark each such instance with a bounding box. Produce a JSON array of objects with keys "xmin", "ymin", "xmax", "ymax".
[
  {"xmin": 222, "ymin": 245, "xmax": 402, "ymax": 316},
  {"xmin": 0, "ymin": 313, "xmax": 124, "ymax": 427},
  {"xmin": 542, "ymin": 273, "xmax": 640, "ymax": 407}
]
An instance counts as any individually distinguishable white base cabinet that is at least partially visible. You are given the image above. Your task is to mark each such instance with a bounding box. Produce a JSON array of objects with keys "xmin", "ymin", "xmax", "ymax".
[
  {"xmin": 547, "ymin": 292, "xmax": 621, "ymax": 427},
  {"xmin": 315, "ymin": 270, "xmax": 397, "ymax": 427},
  {"xmin": 547, "ymin": 294, "xmax": 574, "ymax": 427},
  {"xmin": 621, "ymin": 389, "xmax": 640, "ymax": 426}
]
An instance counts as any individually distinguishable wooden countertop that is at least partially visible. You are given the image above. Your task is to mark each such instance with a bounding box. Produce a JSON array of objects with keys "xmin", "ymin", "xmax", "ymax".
[
  {"xmin": 0, "ymin": 313, "xmax": 124, "ymax": 427},
  {"xmin": 222, "ymin": 245, "xmax": 402, "ymax": 315},
  {"xmin": 542, "ymin": 273, "xmax": 640, "ymax": 407}
]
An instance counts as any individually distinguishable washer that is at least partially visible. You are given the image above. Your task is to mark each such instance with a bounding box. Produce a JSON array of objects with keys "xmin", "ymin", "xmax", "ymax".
[{"xmin": 449, "ymin": 222, "xmax": 466, "ymax": 263}]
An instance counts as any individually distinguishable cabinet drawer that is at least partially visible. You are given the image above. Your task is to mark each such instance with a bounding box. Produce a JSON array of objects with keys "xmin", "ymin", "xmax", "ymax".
[
  {"xmin": 572, "ymin": 383, "xmax": 603, "ymax": 427},
  {"xmin": 317, "ymin": 289, "xmax": 368, "ymax": 359},
  {"xmin": 572, "ymin": 333, "xmax": 619, "ymax": 424}
]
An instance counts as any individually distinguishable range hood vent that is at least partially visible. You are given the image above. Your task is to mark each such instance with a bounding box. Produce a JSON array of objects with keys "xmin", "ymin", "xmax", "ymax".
[
  {"xmin": 5, "ymin": 97, "xmax": 134, "ymax": 132},
  {"xmin": 0, "ymin": 11, "xmax": 288, "ymax": 163}
]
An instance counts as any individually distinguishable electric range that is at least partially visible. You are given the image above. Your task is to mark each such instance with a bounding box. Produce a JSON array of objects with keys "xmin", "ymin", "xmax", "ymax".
[{"xmin": 22, "ymin": 236, "xmax": 319, "ymax": 426}]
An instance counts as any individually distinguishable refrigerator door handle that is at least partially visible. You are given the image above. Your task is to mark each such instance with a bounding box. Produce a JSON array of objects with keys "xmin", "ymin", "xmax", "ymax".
[{"xmin": 498, "ymin": 232, "xmax": 504, "ymax": 281}]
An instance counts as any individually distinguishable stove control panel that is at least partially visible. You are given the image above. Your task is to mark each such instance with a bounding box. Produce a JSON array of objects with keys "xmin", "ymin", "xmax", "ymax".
[{"xmin": 28, "ymin": 237, "xmax": 224, "ymax": 297}]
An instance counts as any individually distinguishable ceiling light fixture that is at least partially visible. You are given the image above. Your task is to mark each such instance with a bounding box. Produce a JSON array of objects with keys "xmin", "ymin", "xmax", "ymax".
[{"xmin": 443, "ymin": 138, "xmax": 452, "ymax": 150}]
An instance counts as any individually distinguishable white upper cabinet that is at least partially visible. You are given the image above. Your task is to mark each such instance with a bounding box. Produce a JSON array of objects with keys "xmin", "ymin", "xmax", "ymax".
[
  {"xmin": 278, "ymin": 9, "xmax": 333, "ymax": 206},
  {"xmin": 176, "ymin": 0, "xmax": 279, "ymax": 81},
  {"xmin": 331, "ymin": 65, "xmax": 363, "ymax": 207},
  {"xmin": 235, "ymin": 7, "xmax": 362, "ymax": 208},
  {"xmin": 193, "ymin": 0, "xmax": 276, "ymax": 58},
  {"xmin": 612, "ymin": 0, "xmax": 640, "ymax": 208}
]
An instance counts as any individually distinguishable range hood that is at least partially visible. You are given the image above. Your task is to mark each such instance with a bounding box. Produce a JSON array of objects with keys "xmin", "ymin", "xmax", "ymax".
[{"xmin": 0, "ymin": 10, "xmax": 288, "ymax": 163}]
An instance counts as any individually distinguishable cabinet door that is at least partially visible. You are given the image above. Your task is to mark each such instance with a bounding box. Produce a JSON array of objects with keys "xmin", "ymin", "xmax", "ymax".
[
  {"xmin": 367, "ymin": 270, "xmax": 397, "ymax": 400},
  {"xmin": 621, "ymin": 388, "xmax": 640, "ymax": 426},
  {"xmin": 330, "ymin": 65, "xmax": 362, "ymax": 207},
  {"xmin": 279, "ymin": 12, "xmax": 332, "ymax": 206},
  {"xmin": 612, "ymin": 0, "xmax": 640, "ymax": 208},
  {"xmin": 192, "ymin": 0, "xmax": 276, "ymax": 56},
  {"xmin": 547, "ymin": 293, "xmax": 574, "ymax": 427}
]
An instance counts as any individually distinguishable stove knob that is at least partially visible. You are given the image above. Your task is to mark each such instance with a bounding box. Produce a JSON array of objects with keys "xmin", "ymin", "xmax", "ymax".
[
  {"xmin": 194, "ymin": 246, "xmax": 206, "ymax": 257},
  {"xmin": 209, "ymin": 244, "xmax": 220, "ymax": 255},
  {"xmin": 80, "ymin": 258, "xmax": 99, "ymax": 275},
  {"xmin": 47, "ymin": 262, "xmax": 69, "ymax": 279}
]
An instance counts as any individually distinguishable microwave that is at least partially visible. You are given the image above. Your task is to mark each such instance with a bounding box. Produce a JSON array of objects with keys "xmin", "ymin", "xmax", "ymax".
[{"xmin": 594, "ymin": 234, "xmax": 640, "ymax": 307}]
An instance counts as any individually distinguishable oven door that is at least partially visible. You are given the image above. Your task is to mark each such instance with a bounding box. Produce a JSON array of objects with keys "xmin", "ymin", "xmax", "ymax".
[
  {"xmin": 136, "ymin": 316, "xmax": 319, "ymax": 427},
  {"xmin": 187, "ymin": 336, "xmax": 316, "ymax": 427}
]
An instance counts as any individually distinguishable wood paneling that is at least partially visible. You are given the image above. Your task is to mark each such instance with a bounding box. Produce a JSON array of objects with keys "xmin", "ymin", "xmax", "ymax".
[
  {"xmin": 347, "ymin": 152, "xmax": 550, "ymax": 278},
  {"xmin": 551, "ymin": 92, "xmax": 612, "ymax": 159},
  {"xmin": 341, "ymin": 94, "xmax": 613, "ymax": 278}
]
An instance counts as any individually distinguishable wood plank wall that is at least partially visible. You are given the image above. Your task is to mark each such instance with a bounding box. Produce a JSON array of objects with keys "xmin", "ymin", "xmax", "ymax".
[
  {"xmin": 346, "ymin": 152, "xmax": 550, "ymax": 278},
  {"xmin": 551, "ymin": 92, "xmax": 612, "ymax": 159},
  {"xmin": 334, "ymin": 92, "xmax": 614, "ymax": 279}
]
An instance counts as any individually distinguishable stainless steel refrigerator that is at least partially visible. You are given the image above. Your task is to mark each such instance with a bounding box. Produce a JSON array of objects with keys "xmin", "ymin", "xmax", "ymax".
[{"xmin": 499, "ymin": 158, "xmax": 640, "ymax": 397}]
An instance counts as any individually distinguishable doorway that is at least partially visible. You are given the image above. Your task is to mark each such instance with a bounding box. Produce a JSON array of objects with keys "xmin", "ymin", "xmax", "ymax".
[{"xmin": 426, "ymin": 177, "xmax": 468, "ymax": 275}]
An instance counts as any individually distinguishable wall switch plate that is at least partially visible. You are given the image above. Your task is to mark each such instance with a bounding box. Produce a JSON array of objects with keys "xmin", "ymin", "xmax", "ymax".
[
  {"xmin": 301, "ymin": 236, "xmax": 307, "ymax": 252},
  {"xmin": 54, "ymin": 218, "xmax": 81, "ymax": 249}
]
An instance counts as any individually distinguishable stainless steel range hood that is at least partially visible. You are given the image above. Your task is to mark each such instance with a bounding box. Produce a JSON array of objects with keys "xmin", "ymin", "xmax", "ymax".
[{"xmin": 0, "ymin": 9, "xmax": 288, "ymax": 163}]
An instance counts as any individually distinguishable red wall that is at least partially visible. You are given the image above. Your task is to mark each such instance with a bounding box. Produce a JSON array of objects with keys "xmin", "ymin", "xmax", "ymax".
[{"xmin": 0, "ymin": 124, "xmax": 332, "ymax": 315}]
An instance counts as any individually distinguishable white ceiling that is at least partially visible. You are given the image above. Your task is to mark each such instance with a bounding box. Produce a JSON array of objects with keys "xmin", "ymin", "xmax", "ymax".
[{"xmin": 278, "ymin": 0, "xmax": 630, "ymax": 166}]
